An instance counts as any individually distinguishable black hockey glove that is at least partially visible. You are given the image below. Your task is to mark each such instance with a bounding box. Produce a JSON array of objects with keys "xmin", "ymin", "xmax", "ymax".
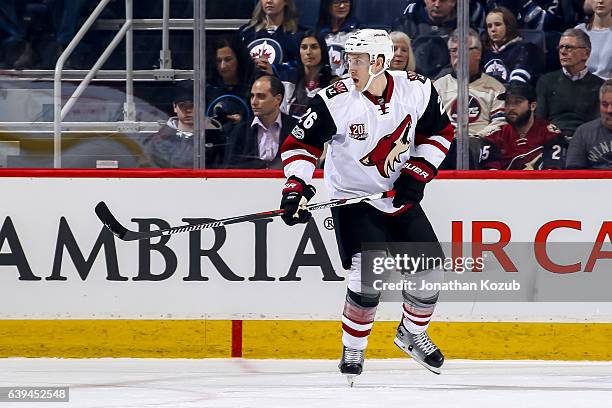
[
  {"xmin": 392, "ymin": 158, "xmax": 437, "ymax": 208},
  {"xmin": 280, "ymin": 176, "xmax": 317, "ymax": 226}
]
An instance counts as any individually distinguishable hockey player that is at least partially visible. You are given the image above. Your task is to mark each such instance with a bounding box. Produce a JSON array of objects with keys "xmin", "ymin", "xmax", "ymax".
[{"xmin": 278, "ymin": 29, "xmax": 454, "ymax": 385}]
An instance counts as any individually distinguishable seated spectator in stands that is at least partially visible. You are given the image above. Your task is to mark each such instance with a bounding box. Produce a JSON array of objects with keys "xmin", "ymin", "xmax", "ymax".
[
  {"xmin": 576, "ymin": 0, "xmax": 612, "ymax": 79},
  {"xmin": 206, "ymin": 36, "xmax": 253, "ymax": 126},
  {"xmin": 480, "ymin": 81, "xmax": 566, "ymax": 169},
  {"xmin": 0, "ymin": 0, "xmax": 88, "ymax": 69},
  {"xmin": 0, "ymin": 1, "xmax": 27, "ymax": 68},
  {"xmin": 224, "ymin": 75, "xmax": 298, "ymax": 169},
  {"xmin": 561, "ymin": 0, "xmax": 594, "ymax": 27},
  {"xmin": 482, "ymin": 7, "xmax": 545, "ymax": 84},
  {"xmin": 239, "ymin": 0, "xmax": 303, "ymax": 76},
  {"xmin": 389, "ymin": 31, "xmax": 416, "ymax": 72},
  {"xmin": 392, "ymin": 0, "xmax": 485, "ymax": 78},
  {"xmin": 536, "ymin": 28, "xmax": 604, "ymax": 136},
  {"xmin": 435, "ymin": 28, "xmax": 506, "ymax": 168},
  {"xmin": 280, "ymin": 31, "xmax": 335, "ymax": 118},
  {"xmin": 565, "ymin": 79, "xmax": 612, "ymax": 168},
  {"xmin": 144, "ymin": 80, "xmax": 195, "ymax": 168},
  {"xmin": 316, "ymin": 0, "xmax": 359, "ymax": 77},
  {"xmin": 486, "ymin": 1, "xmax": 564, "ymax": 30},
  {"xmin": 391, "ymin": 0, "xmax": 455, "ymax": 78}
]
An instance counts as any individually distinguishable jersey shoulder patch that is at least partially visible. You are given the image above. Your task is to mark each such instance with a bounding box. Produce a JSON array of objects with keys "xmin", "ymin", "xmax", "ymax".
[
  {"xmin": 406, "ymin": 71, "xmax": 427, "ymax": 84},
  {"xmin": 546, "ymin": 122, "xmax": 561, "ymax": 134},
  {"xmin": 324, "ymin": 80, "xmax": 350, "ymax": 99}
]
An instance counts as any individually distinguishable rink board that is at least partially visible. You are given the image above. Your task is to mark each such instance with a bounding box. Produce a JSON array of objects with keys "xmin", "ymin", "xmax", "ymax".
[{"xmin": 0, "ymin": 170, "xmax": 611, "ymax": 359}]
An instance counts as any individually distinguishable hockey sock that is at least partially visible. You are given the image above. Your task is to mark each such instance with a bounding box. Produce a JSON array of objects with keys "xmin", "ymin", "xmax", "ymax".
[
  {"xmin": 401, "ymin": 268, "xmax": 443, "ymax": 334},
  {"xmin": 342, "ymin": 289, "xmax": 379, "ymax": 351}
]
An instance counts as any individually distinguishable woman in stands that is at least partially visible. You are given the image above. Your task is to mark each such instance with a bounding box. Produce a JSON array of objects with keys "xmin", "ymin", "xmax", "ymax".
[
  {"xmin": 389, "ymin": 31, "xmax": 416, "ymax": 73},
  {"xmin": 280, "ymin": 31, "xmax": 335, "ymax": 118},
  {"xmin": 239, "ymin": 0, "xmax": 303, "ymax": 76},
  {"xmin": 206, "ymin": 36, "xmax": 253, "ymax": 125},
  {"xmin": 576, "ymin": 0, "xmax": 612, "ymax": 79},
  {"xmin": 316, "ymin": 0, "xmax": 359, "ymax": 77},
  {"xmin": 482, "ymin": 7, "xmax": 545, "ymax": 84}
]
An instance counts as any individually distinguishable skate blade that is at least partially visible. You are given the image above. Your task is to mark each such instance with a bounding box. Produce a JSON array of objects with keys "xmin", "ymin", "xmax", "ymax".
[
  {"xmin": 345, "ymin": 374, "xmax": 357, "ymax": 387},
  {"xmin": 394, "ymin": 338, "xmax": 442, "ymax": 375}
]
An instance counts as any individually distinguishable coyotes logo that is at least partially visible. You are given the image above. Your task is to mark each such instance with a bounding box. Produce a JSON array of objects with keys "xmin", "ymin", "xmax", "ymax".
[{"xmin": 360, "ymin": 114, "xmax": 413, "ymax": 178}]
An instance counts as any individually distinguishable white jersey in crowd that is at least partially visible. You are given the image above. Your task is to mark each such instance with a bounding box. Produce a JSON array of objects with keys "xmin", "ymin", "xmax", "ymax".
[
  {"xmin": 280, "ymin": 70, "xmax": 453, "ymax": 214},
  {"xmin": 434, "ymin": 72, "xmax": 506, "ymax": 138}
]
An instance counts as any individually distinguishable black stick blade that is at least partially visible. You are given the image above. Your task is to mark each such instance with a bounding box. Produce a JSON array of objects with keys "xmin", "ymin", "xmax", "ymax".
[{"xmin": 95, "ymin": 201, "xmax": 130, "ymax": 240}]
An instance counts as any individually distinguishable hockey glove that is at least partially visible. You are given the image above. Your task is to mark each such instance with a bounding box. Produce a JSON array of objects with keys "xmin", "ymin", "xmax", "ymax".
[
  {"xmin": 280, "ymin": 176, "xmax": 317, "ymax": 226},
  {"xmin": 392, "ymin": 158, "xmax": 437, "ymax": 208}
]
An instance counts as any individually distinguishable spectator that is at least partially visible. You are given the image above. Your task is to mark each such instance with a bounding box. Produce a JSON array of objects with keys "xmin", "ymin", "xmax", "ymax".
[
  {"xmin": 482, "ymin": 7, "xmax": 545, "ymax": 84},
  {"xmin": 0, "ymin": 0, "xmax": 29, "ymax": 69},
  {"xmin": 0, "ymin": 0, "xmax": 89, "ymax": 69},
  {"xmin": 480, "ymin": 81, "xmax": 566, "ymax": 169},
  {"xmin": 536, "ymin": 28, "xmax": 604, "ymax": 136},
  {"xmin": 41, "ymin": 0, "xmax": 89, "ymax": 69},
  {"xmin": 316, "ymin": 0, "xmax": 359, "ymax": 77},
  {"xmin": 144, "ymin": 80, "xmax": 196, "ymax": 168},
  {"xmin": 389, "ymin": 31, "xmax": 416, "ymax": 72},
  {"xmin": 206, "ymin": 36, "xmax": 253, "ymax": 126},
  {"xmin": 280, "ymin": 31, "xmax": 335, "ymax": 118},
  {"xmin": 562, "ymin": 0, "xmax": 594, "ymax": 27},
  {"xmin": 392, "ymin": 0, "xmax": 485, "ymax": 78},
  {"xmin": 224, "ymin": 75, "xmax": 297, "ymax": 169},
  {"xmin": 239, "ymin": 0, "xmax": 303, "ymax": 76},
  {"xmin": 565, "ymin": 79, "xmax": 612, "ymax": 168},
  {"xmin": 576, "ymin": 0, "xmax": 612, "ymax": 79},
  {"xmin": 391, "ymin": 0, "xmax": 455, "ymax": 78},
  {"xmin": 486, "ymin": 1, "xmax": 564, "ymax": 30},
  {"xmin": 435, "ymin": 28, "xmax": 506, "ymax": 167}
]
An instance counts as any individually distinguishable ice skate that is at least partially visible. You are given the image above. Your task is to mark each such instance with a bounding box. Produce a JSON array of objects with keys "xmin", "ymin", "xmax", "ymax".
[
  {"xmin": 339, "ymin": 346, "xmax": 364, "ymax": 387},
  {"xmin": 394, "ymin": 323, "xmax": 444, "ymax": 374}
]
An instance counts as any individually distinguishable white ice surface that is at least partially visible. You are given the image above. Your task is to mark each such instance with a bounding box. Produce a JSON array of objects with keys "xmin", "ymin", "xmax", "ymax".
[{"xmin": 1, "ymin": 358, "xmax": 611, "ymax": 408}]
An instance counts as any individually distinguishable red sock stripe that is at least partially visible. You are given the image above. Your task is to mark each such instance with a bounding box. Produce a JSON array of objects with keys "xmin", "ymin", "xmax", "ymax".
[
  {"xmin": 403, "ymin": 304, "xmax": 433, "ymax": 319},
  {"xmin": 342, "ymin": 323, "xmax": 372, "ymax": 338},
  {"xmin": 343, "ymin": 313, "xmax": 374, "ymax": 326},
  {"xmin": 406, "ymin": 317, "xmax": 430, "ymax": 326}
]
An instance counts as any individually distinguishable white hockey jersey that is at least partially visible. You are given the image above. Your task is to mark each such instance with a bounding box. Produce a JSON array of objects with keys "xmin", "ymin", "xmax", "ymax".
[
  {"xmin": 280, "ymin": 70, "xmax": 453, "ymax": 214},
  {"xmin": 434, "ymin": 72, "xmax": 506, "ymax": 138}
]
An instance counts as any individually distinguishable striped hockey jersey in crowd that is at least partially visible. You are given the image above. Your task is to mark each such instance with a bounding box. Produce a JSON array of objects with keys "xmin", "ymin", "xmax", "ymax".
[{"xmin": 434, "ymin": 72, "xmax": 506, "ymax": 138}]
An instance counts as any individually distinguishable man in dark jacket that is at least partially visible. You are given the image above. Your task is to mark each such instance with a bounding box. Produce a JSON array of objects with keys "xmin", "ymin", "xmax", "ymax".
[
  {"xmin": 536, "ymin": 29, "xmax": 604, "ymax": 137},
  {"xmin": 224, "ymin": 75, "xmax": 297, "ymax": 169}
]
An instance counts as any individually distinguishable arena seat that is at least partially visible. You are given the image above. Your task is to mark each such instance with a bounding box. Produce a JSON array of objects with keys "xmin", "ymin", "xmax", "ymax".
[
  {"xmin": 294, "ymin": 0, "xmax": 321, "ymax": 29},
  {"xmin": 352, "ymin": 0, "xmax": 409, "ymax": 30},
  {"xmin": 518, "ymin": 29, "xmax": 546, "ymax": 52}
]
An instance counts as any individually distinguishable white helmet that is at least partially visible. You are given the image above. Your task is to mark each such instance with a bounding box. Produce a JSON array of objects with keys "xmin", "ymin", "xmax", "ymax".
[
  {"xmin": 345, "ymin": 29, "xmax": 394, "ymax": 69},
  {"xmin": 344, "ymin": 29, "xmax": 394, "ymax": 92}
]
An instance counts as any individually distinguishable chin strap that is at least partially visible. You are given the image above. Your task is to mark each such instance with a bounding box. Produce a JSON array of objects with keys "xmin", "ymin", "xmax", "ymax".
[{"xmin": 362, "ymin": 65, "xmax": 387, "ymax": 93}]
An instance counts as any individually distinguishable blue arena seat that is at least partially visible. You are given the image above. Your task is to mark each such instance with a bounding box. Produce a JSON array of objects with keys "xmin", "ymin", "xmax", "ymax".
[
  {"xmin": 352, "ymin": 0, "xmax": 410, "ymax": 30},
  {"xmin": 518, "ymin": 29, "xmax": 546, "ymax": 52},
  {"xmin": 294, "ymin": 0, "xmax": 321, "ymax": 29}
]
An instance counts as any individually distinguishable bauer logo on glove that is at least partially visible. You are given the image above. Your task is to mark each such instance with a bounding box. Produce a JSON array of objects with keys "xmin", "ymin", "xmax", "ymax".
[{"xmin": 280, "ymin": 176, "xmax": 317, "ymax": 226}]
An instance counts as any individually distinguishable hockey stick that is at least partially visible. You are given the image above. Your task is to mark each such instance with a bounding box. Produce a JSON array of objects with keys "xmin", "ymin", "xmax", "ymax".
[{"xmin": 95, "ymin": 190, "xmax": 395, "ymax": 242}]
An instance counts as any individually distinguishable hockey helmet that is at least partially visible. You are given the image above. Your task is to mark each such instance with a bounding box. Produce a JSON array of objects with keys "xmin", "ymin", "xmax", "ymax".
[{"xmin": 344, "ymin": 29, "xmax": 394, "ymax": 71}]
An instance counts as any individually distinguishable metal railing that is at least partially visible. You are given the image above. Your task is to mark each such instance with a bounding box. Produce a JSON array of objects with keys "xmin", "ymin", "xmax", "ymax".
[{"xmin": 54, "ymin": 0, "xmax": 134, "ymax": 168}]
